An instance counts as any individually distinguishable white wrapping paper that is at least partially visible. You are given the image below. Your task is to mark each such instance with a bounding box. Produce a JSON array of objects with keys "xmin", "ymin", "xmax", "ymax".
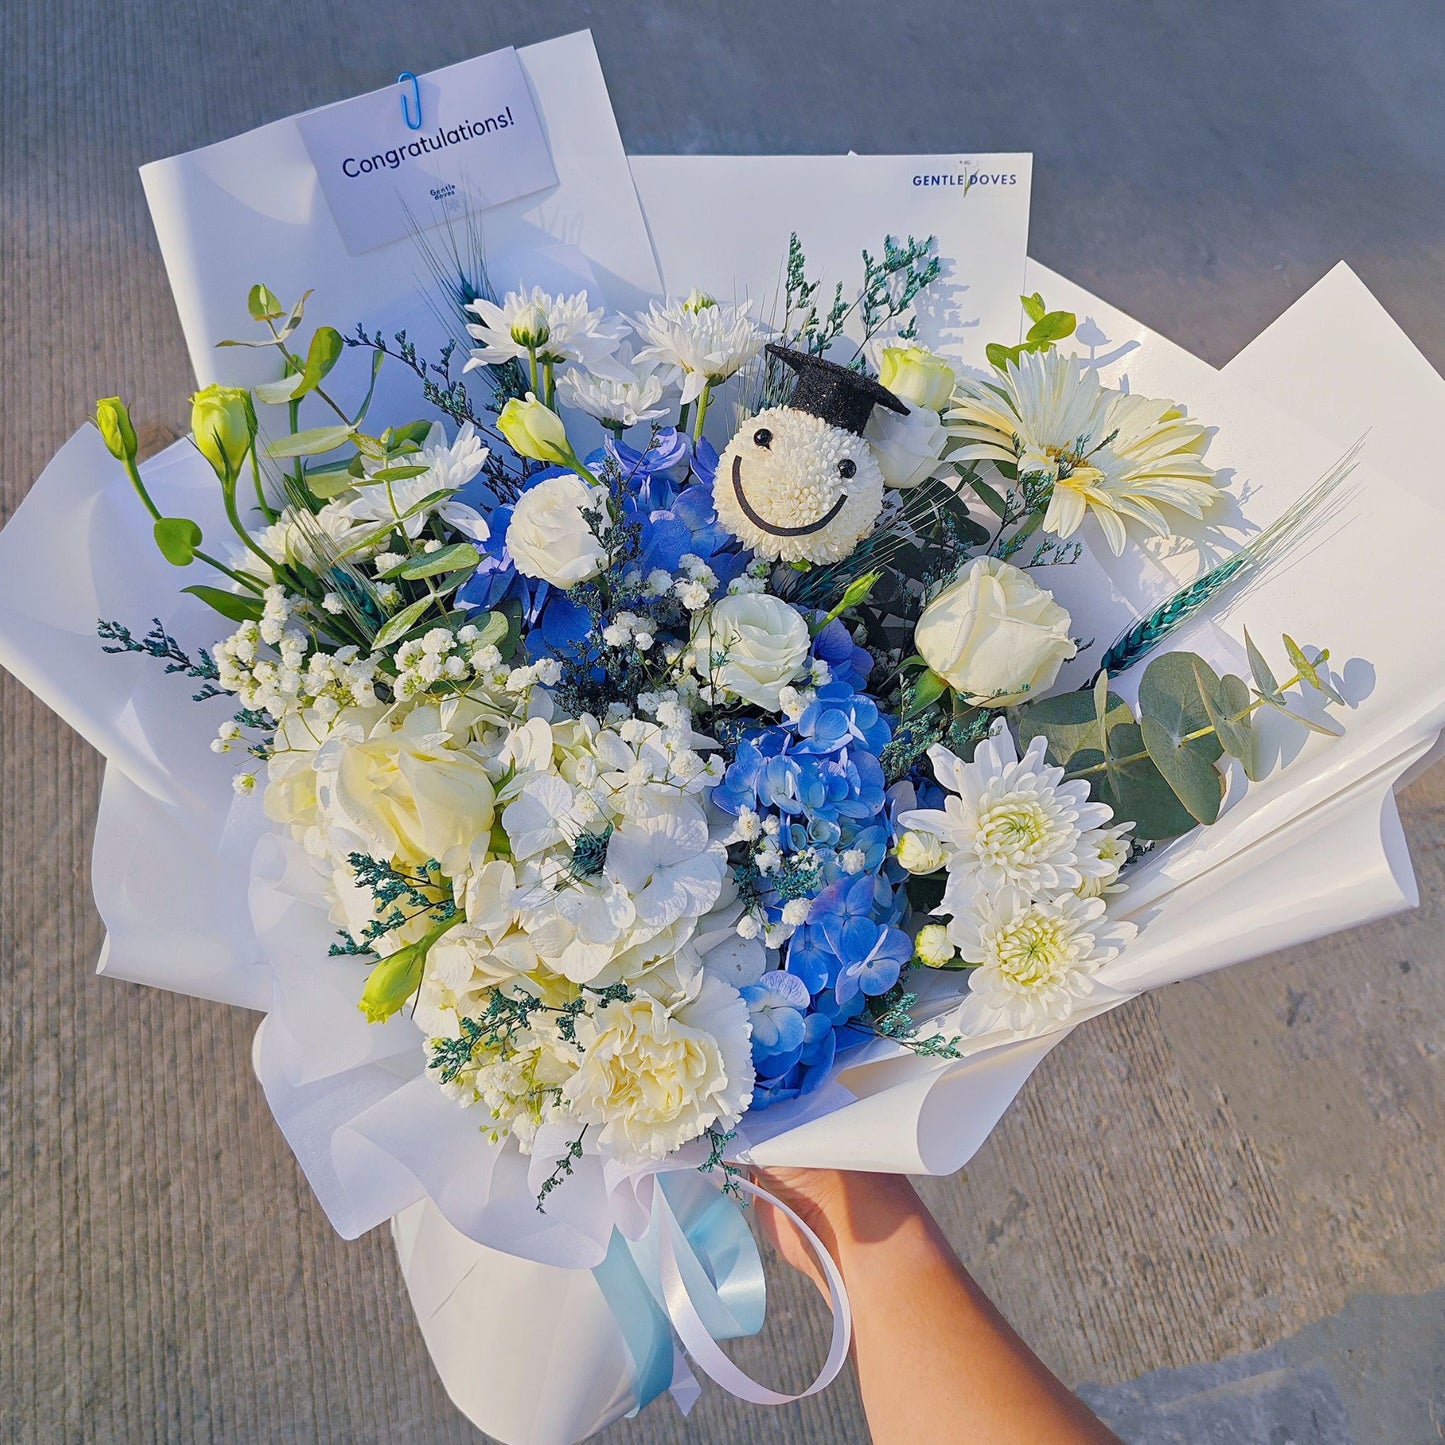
[{"xmin": 3, "ymin": 242, "xmax": 1442, "ymax": 1438}]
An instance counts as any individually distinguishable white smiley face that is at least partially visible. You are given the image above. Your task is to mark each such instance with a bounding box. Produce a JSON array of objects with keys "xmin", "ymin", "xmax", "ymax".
[{"xmin": 712, "ymin": 406, "xmax": 886, "ymax": 564}]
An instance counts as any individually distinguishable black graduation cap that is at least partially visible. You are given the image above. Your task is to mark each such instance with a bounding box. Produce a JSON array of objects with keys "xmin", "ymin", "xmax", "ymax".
[{"xmin": 766, "ymin": 343, "xmax": 909, "ymax": 436}]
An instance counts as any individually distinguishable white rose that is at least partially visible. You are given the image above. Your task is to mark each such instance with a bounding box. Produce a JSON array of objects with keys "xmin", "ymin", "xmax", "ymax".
[
  {"xmin": 915, "ymin": 556, "xmax": 1076, "ymax": 707},
  {"xmin": 877, "ymin": 343, "xmax": 956, "ymax": 411},
  {"xmin": 506, "ymin": 473, "xmax": 608, "ymax": 588},
  {"xmin": 561, "ymin": 972, "xmax": 754, "ymax": 1163},
  {"xmin": 865, "ymin": 401, "xmax": 948, "ymax": 489},
  {"xmin": 319, "ymin": 706, "xmax": 497, "ymax": 875},
  {"xmin": 692, "ymin": 593, "xmax": 810, "ymax": 710}
]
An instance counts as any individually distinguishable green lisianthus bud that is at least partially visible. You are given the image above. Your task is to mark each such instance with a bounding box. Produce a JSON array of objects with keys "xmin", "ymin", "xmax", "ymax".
[
  {"xmin": 498, "ymin": 393, "xmax": 578, "ymax": 469},
  {"xmin": 508, "ymin": 301, "xmax": 551, "ymax": 350},
  {"xmin": 357, "ymin": 941, "xmax": 425, "ymax": 1024},
  {"xmin": 190, "ymin": 384, "xmax": 257, "ymax": 485},
  {"xmin": 94, "ymin": 397, "xmax": 138, "ymax": 462}
]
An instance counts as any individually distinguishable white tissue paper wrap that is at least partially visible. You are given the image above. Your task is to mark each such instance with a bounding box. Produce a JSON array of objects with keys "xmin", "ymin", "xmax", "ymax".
[{"xmin": 2, "ymin": 264, "xmax": 1442, "ymax": 1445}]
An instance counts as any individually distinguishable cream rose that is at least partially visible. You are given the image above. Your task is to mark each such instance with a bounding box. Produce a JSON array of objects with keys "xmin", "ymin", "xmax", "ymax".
[
  {"xmin": 692, "ymin": 593, "xmax": 810, "ymax": 710},
  {"xmin": 320, "ymin": 707, "xmax": 497, "ymax": 875},
  {"xmin": 865, "ymin": 401, "xmax": 948, "ymax": 489},
  {"xmin": 915, "ymin": 556, "xmax": 1076, "ymax": 707},
  {"xmin": 877, "ymin": 344, "xmax": 956, "ymax": 411},
  {"xmin": 561, "ymin": 972, "xmax": 754, "ymax": 1163},
  {"xmin": 506, "ymin": 472, "xmax": 608, "ymax": 588}
]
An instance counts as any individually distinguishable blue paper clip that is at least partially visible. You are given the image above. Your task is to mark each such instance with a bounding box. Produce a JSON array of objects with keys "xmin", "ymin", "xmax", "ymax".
[{"xmin": 398, "ymin": 71, "xmax": 422, "ymax": 130}]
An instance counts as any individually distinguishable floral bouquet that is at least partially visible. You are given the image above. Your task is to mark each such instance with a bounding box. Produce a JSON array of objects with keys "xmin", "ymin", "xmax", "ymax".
[{"xmin": 10, "ymin": 215, "xmax": 1385, "ymax": 1440}]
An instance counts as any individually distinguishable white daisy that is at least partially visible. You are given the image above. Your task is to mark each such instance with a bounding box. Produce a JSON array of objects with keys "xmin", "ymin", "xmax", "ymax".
[
  {"xmin": 950, "ymin": 887, "xmax": 1136, "ymax": 1031},
  {"xmin": 630, "ymin": 295, "xmax": 769, "ymax": 404},
  {"xmin": 464, "ymin": 286, "xmax": 628, "ymax": 375},
  {"xmin": 342, "ymin": 423, "xmax": 491, "ymax": 541},
  {"xmin": 897, "ymin": 733, "xmax": 1121, "ymax": 914},
  {"xmin": 555, "ymin": 347, "xmax": 671, "ymax": 430}
]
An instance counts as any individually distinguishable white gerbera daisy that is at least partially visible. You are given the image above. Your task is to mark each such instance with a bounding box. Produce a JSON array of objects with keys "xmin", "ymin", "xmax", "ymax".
[
  {"xmin": 631, "ymin": 295, "xmax": 769, "ymax": 404},
  {"xmin": 464, "ymin": 286, "xmax": 628, "ymax": 375},
  {"xmin": 947, "ymin": 349, "xmax": 1221, "ymax": 554},
  {"xmin": 555, "ymin": 347, "xmax": 671, "ymax": 430},
  {"xmin": 897, "ymin": 733, "xmax": 1120, "ymax": 914},
  {"xmin": 950, "ymin": 887, "xmax": 1136, "ymax": 1031}
]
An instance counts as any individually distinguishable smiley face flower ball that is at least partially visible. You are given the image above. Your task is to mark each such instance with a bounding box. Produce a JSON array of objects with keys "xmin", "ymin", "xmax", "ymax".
[{"xmin": 713, "ymin": 344, "xmax": 908, "ymax": 564}]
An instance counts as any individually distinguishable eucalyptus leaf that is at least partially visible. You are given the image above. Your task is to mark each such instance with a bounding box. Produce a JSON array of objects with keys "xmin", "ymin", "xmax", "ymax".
[
  {"xmin": 1020, "ymin": 292, "xmax": 1047, "ymax": 323},
  {"xmin": 1137, "ymin": 652, "xmax": 1225, "ymax": 825},
  {"xmin": 364, "ymin": 464, "xmax": 432, "ymax": 484},
  {"xmin": 153, "ymin": 516, "xmax": 202, "ymax": 566},
  {"xmin": 306, "ymin": 460, "xmax": 362, "ymax": 500},
  {"xmin": 335, "ymin": 489, "xmax": 458, "ymax": 559},
  {"xmin": 471, "ymin": 609, "xmax": 510, "ymax": 650},
  {"xmin": 1282, "ymin": 633, "xmax": 1344, "ymax": 703},
  {"xmin": 182, "ymin": 584, "xmax": 264, "ymax": 623},
  {"xmin": 373, "ymin": 596, "xmax": 437, "ymax": 650},
  {"xmin": 1086, "ymin": 722, "xmax": 1198, "ymax": 841},
  {"xmin": 267, "ymin": 424, "xmax": 354, "ymax": 460},
  {"xmin": 1012, "ymin": 685, "xmax": 1130, "ymax": 768},
  {"xmin": 351, "ymin": 348, "xmax": 386, "ymax": 426},
  {"xmin": 1194, "ymin": 662, "xmax": 1259, "ymax": 779},
  {"xmin": 1244, "ymin": 627, "xmax": 1284, "ymax": 704}
]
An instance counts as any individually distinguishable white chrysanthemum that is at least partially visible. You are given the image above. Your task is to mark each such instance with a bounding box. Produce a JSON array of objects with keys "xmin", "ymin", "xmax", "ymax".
[
  {"xmin": 1075, "ymin": 824, "xmax": 1132, "ymax": 898},
  {"xmin": 255, "ymin": 501, "xmax": 378, "ymax": 569},
  {"xmin": 951, "ymin": 887, "xmax": 1136, "ymax": 1031},
  {"xmin": 561, "ymin": 971, "xmax": 754, "ymax": 1164},
  {"xmin": 555, "ymin": 347, "xmax": 671, "ymax": 429},
  {"xmin": 897, "ymin": 733, "xmax": 1121, "ymax": 913},
  {"xmin": 465, "ymin": 286, "xmax": 628, "ymax": 374},
  {"xmin": 712, "ymin": 405, "xmax": 885, "ymax": 564},
  {"xmin": 946, "ymin": 349, "xmax": 1220, "ymax": 555},
  {"xmin": 631, "ymin": 296, "xmax": 769, "ymax": 404},
  {"xmin": 342, "ymin": 423, "xmax": 491, "ymax": 540}
]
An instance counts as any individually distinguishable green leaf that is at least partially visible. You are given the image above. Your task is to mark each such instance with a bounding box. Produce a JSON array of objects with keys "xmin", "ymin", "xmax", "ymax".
[
  {"xmin": 306, "ymin": 459, "xmax": 362, "ymax": 499},
  {"xmin": 153, "ymin": 516, "xmax": 202, "ymax": 566},
  {"xmin": 373, "ymin": 596, "xmax": 437, "ymax": 650},
  {"xmin": 1244, "ymin": 627, "xmax": 1284, "ymax": 704},
  {"xmin": 385, "ymin": 420, "xmax": 434, "ymax": 451},
  {"xmin": 985, "ymin": 342, "xmax": 1018, "ymax": 371},
  {"xmin": 907, "ymin": 668, "xmax": 949, "ymax": 715},
  {"xmin": 1012, "ymin": 685, "xmax": 1131, "ymax": 768},
  {"xmin": 277, "ymin": 289, "xmax": 313, "ymax": 344},
  {"xmin": 247, "ymin": 284, "xmax": 284, "ymax": 322},
  {"xmin": 471, "ymin": 609, "xmax": 510, "ymax": 650},
  {"xmin": 1020, "ymin": 292, "xmax": 1047, "ymax": 324},
  {"xmin": 382, "ymin": 543, "xmax": 481, "ymax": 581},
  {"xmin": 351, "ymin": 348, "xmax": 386, "ymax": 426},
  {"xmin": 182, "ymin": 584, "xmax": 264, "ymax": 623},
  {"xmin": 295, "ymin": 326, "xmax": 344, "ymax": 397},
  {"xmin": 1282, "ymin": 634, "xmax": 1344, "ymax": 703},
  {"xmin": 266, "ymin": 424, "xmax": 354, "ymax": 460},
  {"xmin": 1137, "ymin": 652, "xmax": 1225, "ymax": 825},
  {"xmin": 1193, "ymin": 660, "xmax": 1258, "ymax": 779},
  {"xmin": 1085, "ymin": 722, "xmax": 1200, "ymax": 840},
  {"xmin": 252, "ymin": 372, "xmax": 305, "ymax": 406},
  {"xmin": 1259, "ymin": 698, "xmax": 1345, "ymax": 737},
  {"xmin": 1024, "ymin": 310, "xmax": 1077, "ymax": 345},
  {"xmin": 969, "ymin": 477, "xmax": 1010, "ymax": 519},
  {"xmin": 363, "ymin": 464, "xmax": 432, "ymax": 484}
]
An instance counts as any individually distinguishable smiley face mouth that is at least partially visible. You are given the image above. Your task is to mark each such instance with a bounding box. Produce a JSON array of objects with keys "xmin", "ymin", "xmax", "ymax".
[{"xmin": 731, "ymin": 455, "xmax": 848, "ymax": 537}]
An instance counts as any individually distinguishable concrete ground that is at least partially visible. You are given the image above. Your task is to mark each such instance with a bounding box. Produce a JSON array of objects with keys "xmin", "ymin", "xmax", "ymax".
[{"xmin": 2, "ymin": 1, "xmax": 1442, "ymax": 1441}]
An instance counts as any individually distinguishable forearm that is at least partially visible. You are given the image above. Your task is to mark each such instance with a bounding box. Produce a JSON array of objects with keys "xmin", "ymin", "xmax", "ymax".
[{"xmin": 761, "ymin": 1171, "xmax": 1120, "ymax": 1445}]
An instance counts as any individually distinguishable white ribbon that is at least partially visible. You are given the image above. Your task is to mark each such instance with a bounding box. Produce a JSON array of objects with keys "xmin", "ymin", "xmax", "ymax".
[{"xmin": 655, "ymin": 1176, "xmax": 853, "ymax": 1405}]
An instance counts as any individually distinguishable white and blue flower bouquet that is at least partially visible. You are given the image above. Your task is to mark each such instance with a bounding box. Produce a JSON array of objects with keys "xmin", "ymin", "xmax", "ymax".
[{"xmin": 3, "ymin": 42, "xmax": 1444, "ymax": 1445}]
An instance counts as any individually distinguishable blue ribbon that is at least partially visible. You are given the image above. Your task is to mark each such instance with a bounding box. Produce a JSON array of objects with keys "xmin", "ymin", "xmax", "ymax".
[{"xmin": 590, "ymin": 1173, "xmax": 766, "ymax": 1414}]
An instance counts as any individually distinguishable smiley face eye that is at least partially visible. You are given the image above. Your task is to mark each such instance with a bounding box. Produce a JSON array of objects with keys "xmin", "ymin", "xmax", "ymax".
[
  {"xmin": 753, "ymin": 428, "xmax": 772, "ymax": 448},
  {"xmin": 837, "ymin": 458, "xmax": 857, "ymax": 479}
]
